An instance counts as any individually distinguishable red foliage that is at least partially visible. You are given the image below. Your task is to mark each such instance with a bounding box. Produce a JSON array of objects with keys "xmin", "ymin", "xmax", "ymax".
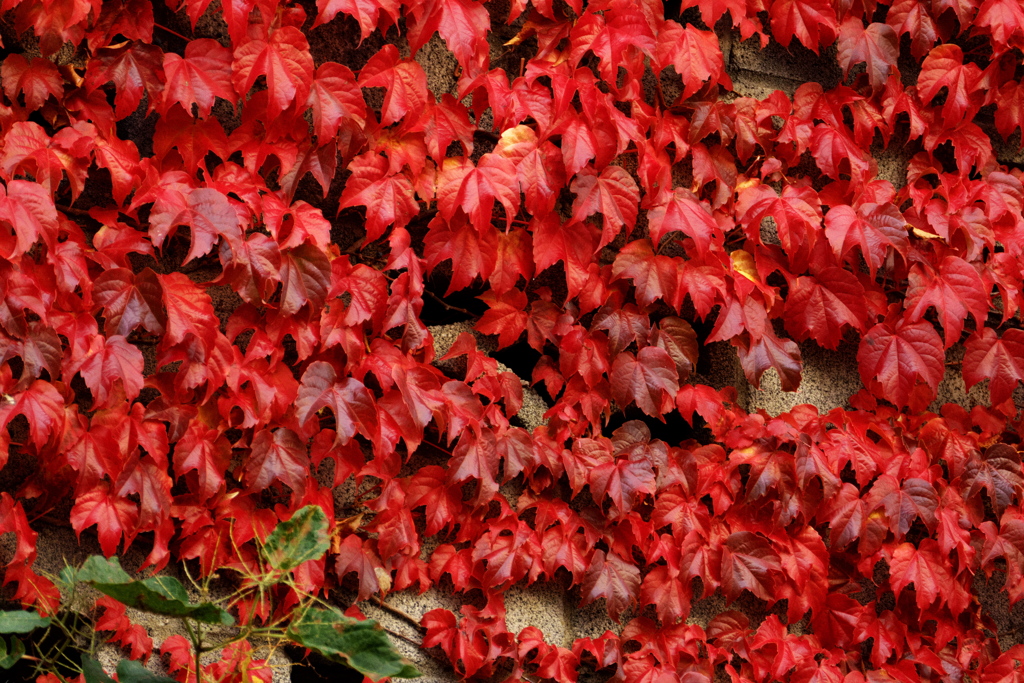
[{"xmin": 1, "ymin": 0, "xmax": 1024, "ymax": 680}]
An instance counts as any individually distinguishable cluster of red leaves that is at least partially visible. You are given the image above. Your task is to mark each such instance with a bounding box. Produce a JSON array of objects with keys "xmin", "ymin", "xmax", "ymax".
[{"xmin": 2, "ymin": 0, "xmax": 1024, "ymax": 679}]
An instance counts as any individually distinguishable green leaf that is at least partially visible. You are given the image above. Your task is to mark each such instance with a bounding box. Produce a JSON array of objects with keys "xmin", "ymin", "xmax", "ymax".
[
  {"xmin": 59, "ymin": 565, "xmax": 79, "ymax": 586},
  {"xmin": 0, "ymin": 610, "xmax": 50, "ymax": 633},
  {"xmin": 287, "ymin": 607, "xmax": 421, "ymax": 681},
  {"xmin": 0, "ymin": 637, "xmax": 25, "ymax": 669},
  {"xmin": 76, "ymin": 555, "xmax": 133, "ymax": 584},
  {"xmin": 78, "ymin": 556, "xmax": 235, "ymax": 626},
  {"xmin": 116, "ymin": 659, "xmax": 177, "ymax": 683},
  {"xmin": 263, "ymin": 504, "xmax": 330, "ymax": 571},
  {"xmin": 82, "ymin": 656, "xmax": 116, "ymax": 683}
]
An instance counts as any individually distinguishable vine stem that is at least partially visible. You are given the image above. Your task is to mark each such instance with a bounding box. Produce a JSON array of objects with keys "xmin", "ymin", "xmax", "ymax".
[
  {"xmin": 154, "ymin": 23, "xmax": 192, "ymax": 41},
  {"xmin": 424, "ymin": 288, "xmax": 476, "ymax": 317},
  {"xmin": 55, "ymin": 204, "xmax": 90, "ymax": 217},
  {"xmin": 371, "ymin": 597, "xmax": 425, "ymax": 631},
  {"xmin": 383, "ymin": 627, "xmax": 424, "ymax": 649},
  {"xmin": 184, "ymin": 619, "xmax": 203, "ymax": 683}
]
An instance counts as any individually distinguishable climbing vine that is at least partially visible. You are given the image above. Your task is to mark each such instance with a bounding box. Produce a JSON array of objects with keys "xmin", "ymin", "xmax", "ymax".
[{"xmin": 1, "ymin": 0, "xmax": 1024, "ymax": 679}]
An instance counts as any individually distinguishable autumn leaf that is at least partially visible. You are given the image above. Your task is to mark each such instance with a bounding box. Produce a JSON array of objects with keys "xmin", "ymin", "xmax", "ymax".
[
  {"xmin": 769, "ymin": 0, "xmax": 838, "ymax": 52},
  {"xmin": 85, "ymin": 42, "xmax": 164, "ymax": 118},
  {"xmin": 0, "ymin": 380, "xmax": 64, "ymax": 450},
  {"xmin": 836, "ymin": 19, "xmax": 898, "ymax": 92},
  {"xmin": 888, "ymin": 539, "xmax": 970, "ymax": 614},
  {"xmin": 156, "ymin": 272, "xmax": 219, "ymax": 351},
  {"xmin": 1, "ymin": 55, "xmax": 63, "ymax": 110},
  {"xmin": 160, "ymin": 39, "xmax": 236, "ymax": 118},
  {"xmin": 70, "ymin": 482, "xmax": 139, "ymax": 557},
  {"xmin": 963, "ymin": 328, "xmax": 1024, "ymax": 406},
  {"xmin": 857, "ymin": 309, "xmax": 944, "ymax": 408},
  {"xmin": 610, "ymin": 347, "xmax": 679, "ymax": 418},
  {"xmin": 916, "ymin": 44, "xmax": 984, "ymax": 127},
  {"xmin": 295, "ymin": 362, "xmax": 379, "ymax": 445},
  {"xmin": 232, "ymin": 27, "xmax": 315, "ymax": 118},
  {"xmin": 358, "ymin": 45, "xmax": 429, "ymax": 126},
  {"xmin": 580, "ymin": 550, "xmax": 640, "ymax": 621},
  {"xmin": 783, "ymin": 268, "xmax": 868, "ymax": 349},
  {"xmin": 571, "ymin": 165, "xmax": 640, "ymax": 252},
  {"xmin": 339, "ymin": 152, "xmax": 420, "ymax": 243},
  {"xmin": 904, "ymin": 254, "xmax": 990, "ymax": 348},
  {"xmin": 245, "ymin": 428, "xmax": 310, "ymax": 497},
  {"xmin": 720, "ymin": 531, "xmax": 781, "ymax": 602}
]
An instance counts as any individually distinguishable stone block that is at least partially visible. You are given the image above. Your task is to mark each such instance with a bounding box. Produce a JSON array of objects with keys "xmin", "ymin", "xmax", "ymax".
[
  {"xmin": 722, "ymin": 29, "xmax": 843, "ymax": 96},
  {"xmin": 747, "ymin": 340, "xmax": 861, "ymax": 416},
  {"xmin": 504, "ymin": 582, "xmax": 574, "ymax": 647}
]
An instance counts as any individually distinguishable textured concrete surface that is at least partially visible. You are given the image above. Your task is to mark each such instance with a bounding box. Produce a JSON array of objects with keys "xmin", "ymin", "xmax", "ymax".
[
  {"xmin": 747, "ymin": 340, "xmax": 861, "ymax": 416},
  {"xmin": 725, "ymin": 30, "xmax": 843, "ymax": 96}
]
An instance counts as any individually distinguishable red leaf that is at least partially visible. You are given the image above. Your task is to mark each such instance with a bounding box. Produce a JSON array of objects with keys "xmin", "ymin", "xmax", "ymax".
[
  {"xmin": 295, "ymin": 361, "xmax": 379, "ymax": 445},
  {"xmin": 174, "ymin": 422, "xmax": 232, "ymax": 501},
  {"xmin": 531, "ymin": 214, "xmax": 601, "ymax": 300},
  {"xmin": 640, "ymin": 564, "xmax": 690, "ymax": 624},
  {"xmin": 737, "ymin": 183, "xmax": 822, "ymax": 257},
  {"xmin": 232, "ymin": 27, "xmax": 315, "ymax": 118},
  {"xmin": 571, "ymin": 165, "xmax": 640, "ymax": 252},
  {"xmin": 425, "ymin": 213, "xmax": 497, "ymax": 295},
  {"xmin": 339, "ymin": 152, "xmax": 420, "ymax": 242},
  {"xmin": 888, "ymin": 539, "xmax": 970, "ymax": 614},
  {"xmin": 406, "ymin": 0, "xmax": 490, "ymax": 72},
  {"xmin": 157, "ymin": 272, "xmax": 218, "ymax": 350},
  {"xmin": 904, "ymin": 255, "xmax": 990, "ymax": 348},
  {"xmin": 160, "ymin": 39, "xmax": 235, "ymax": 118},
  {"xmin": 975, "ymin": 0, "xmax": 1024, "ymax": 55},
  {"xmin": 65, "ymin": 334, "xmax": 144, "ymax": 408},
  {"xmin": 735, "ymin": 329, "xmax": 803, "ymax": 392},
  {"xmin": 93, "ymin": 268, "xmax": 164, "ymax": 338},
  {"xmin": 783, "ymin": 268, "xmax": 868, "ymax": 349},
  {"xmin": 315, "ymin": 0, "xmax": 400, "ymax": 41},
  {"xmin": 0, "ymin": 179, "xmax": 59, "ymax": 257},
  {"xmin": 589, "ymin": 453, "xmax": 656, "ymax": 515},
  {"xmin": 720, "ymin": 531, "xmax": 781, "ymax": 602},
  {"xmin": 823, "ymin": 203, "xmax": 908, "ymax": 278},
  {"xmin": 278, "ymin": 244, "xmax": 331, "ymax": 317},
  {"xmin": 1, "ymin": 55, "xmax": 63, "ymax": 110},
  {"xmin": 646, "ymin": 187, "xmax": 720, "ymax": 253},
  {"xmin": 886, "ymin": 0, "xmax": 938, "ymax": 59},
  {"xmin": 1, "ymin": 121, "xmax": 94, "ymax": 199},
  {"xmin": 358, "ymin": 45, "xmax": 429, "ymax": 126},
  {"xmin": 858, "ymin": 311, "xmax": 944, "ymax": 408},
  {"xmin": 962, "ymin": 443, "xmax": 1023, "ymax": 518},
  {"xmin": 963, "ymin": 328, "xmax": 1024, "ymax": 406},
  {"xmin": 580, "ymin": 549, "xmax": 640, "ymax": 621},
  {"xmin": 611, "ymin": 240, "xmax": 680, "ymax": 309},
  {"xmin": 476, "ymin": 289, "xmax": 528, "ymax": 349},
  {"xmin": 653, "ymin": 23, "xmax": 730, "ymax": 100},
  {"xmin": 245, "ymin": 427, "xmax": 309, "ymax": 497},
  {"xmin": 307, "ymin": 62, "xmax": 367, "ymax": 142},
  {"xmin": 335, "ymin": 535, "xmax": 387, "ymax": 600},
  {"xmin": 97, "ymin": 596, "xmax": 154, "ymax": 661},
  {"xmin": 0, "ymin": 380, "xmax": 64, "ymax": 449},
  {"xmin": 70, "ymin": 482, "xmax": 139, "ymax": 557},
  {"xmin": 836, "ymin": 19, "xmax": 898, "ymax": 92},
  {"xmin": 85, "ymin": 42, "xmax": 164, "ymax": 118},
  {"xmin": 506, "ymin": 130, "xmax": 566, "ymax": 216},
  {"xmin": 436, "ymin": 154, "xmax": 519, "ymax": 233},
  {"xmin": 769, "ymin": 0, "xmax": 838, "ymax": 52},
  {"xmin": 489, "ymin": 228, "xmax": 533, "ymax": 295},
  {"xmin": 610, "ymin": 347, "xmax": 679, "ymax": 418},
  {"xmin": 917, "ymin": 44, "xmax": 984, "ymax": 127}
]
